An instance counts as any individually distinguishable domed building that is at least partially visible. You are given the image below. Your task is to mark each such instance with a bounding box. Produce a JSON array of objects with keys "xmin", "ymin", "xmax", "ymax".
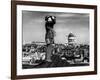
[{"xmin": 68, "ymin": 32, "xmax": 76, "ymax": 45}]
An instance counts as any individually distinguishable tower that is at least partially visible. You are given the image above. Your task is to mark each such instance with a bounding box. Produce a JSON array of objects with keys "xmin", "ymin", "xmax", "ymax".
[{"xmin": 68, "ymin": 32, "xmax": 75, "ymax": 45}]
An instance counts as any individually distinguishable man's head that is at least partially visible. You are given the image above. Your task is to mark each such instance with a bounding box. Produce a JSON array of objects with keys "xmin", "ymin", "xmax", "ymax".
[{"xmin": 45, "ymin": 16, "xmax": 56, "ymax": 24}]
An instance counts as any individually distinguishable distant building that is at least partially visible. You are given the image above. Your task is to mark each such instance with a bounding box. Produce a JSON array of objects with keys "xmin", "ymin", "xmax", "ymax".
[
  {"xmin": 68, "ymin": 33, "xmax": 76, "ymax": 45},
  {"xmin": 32, "ymin": 41, "xmax": 46, "ymax": 45}
]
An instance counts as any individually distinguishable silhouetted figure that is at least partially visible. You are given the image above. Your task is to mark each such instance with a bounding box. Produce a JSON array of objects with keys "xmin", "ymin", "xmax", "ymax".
[
  {"xmin": 45, "ymin": 16, "xmax": 56, "ymax": 45},
  {"xmin": 45, "ymin": 16, "xmax": 56, "ymax": 62}
]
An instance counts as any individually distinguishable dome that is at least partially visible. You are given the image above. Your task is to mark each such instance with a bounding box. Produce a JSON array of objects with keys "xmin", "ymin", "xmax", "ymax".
[{"xmin": 68, "ymin": 33, "xmax": 75, "ymax": 37}]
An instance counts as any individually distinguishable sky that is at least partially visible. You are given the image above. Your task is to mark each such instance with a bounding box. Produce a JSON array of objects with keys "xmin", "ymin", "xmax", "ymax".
[{"xmin": 22, "ymin": 11, "xmax": 89, "ymax": 44}]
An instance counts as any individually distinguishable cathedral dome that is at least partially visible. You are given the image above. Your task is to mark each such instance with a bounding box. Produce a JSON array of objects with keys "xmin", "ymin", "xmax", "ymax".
[{"xmin": 68, "ymin": 33, "xmax": 75, "ymax": 37}]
